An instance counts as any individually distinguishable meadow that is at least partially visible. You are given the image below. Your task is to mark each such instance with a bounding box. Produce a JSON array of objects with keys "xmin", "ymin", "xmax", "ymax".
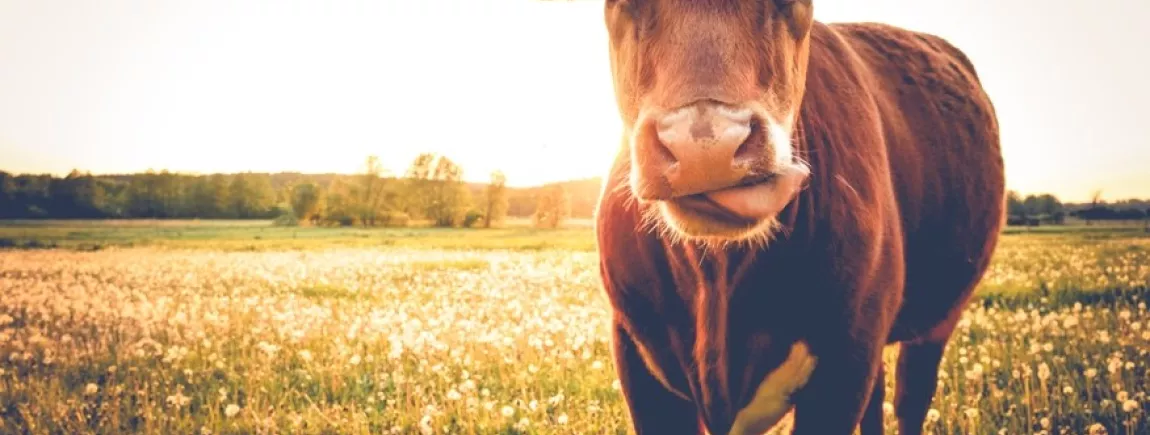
[{"xmin": 0, "ymin": 220, "xmax": 1148, "ymax": 434}]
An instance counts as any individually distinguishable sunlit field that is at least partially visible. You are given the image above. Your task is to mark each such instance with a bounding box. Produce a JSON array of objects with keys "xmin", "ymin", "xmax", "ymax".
[
  {"xmin": 1, "ymin": 223, "xmax": 1148, "ymax": 434},
  {"xmin": 0, "ymin": 219, "xmax": 598, "ymax": 252}
]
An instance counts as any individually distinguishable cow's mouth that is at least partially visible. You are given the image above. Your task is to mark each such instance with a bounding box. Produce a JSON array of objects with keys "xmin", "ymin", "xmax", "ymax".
[
  {"xmin": 671, "ymin": 178, "xmax": 778, "ymax": 225},
  {"xmin": 657, "ymin": 163, "xmax": 809, "ymax": 241}
]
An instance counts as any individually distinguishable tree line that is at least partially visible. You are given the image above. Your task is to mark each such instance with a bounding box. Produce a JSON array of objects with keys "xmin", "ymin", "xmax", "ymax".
[
  {"xmin": 0, "ymin": 153, "xmax": 575, "ymax": 229},
  {"xmin": 1006, "ymin": 190, "xmax": 1150, "ymax": 226},
  {"xmin": 6, "ymin": 165, "xmax": 1146, "ymax": 229}
]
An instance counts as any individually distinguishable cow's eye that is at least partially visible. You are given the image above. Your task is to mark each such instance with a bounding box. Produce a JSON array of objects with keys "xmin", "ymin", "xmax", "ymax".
[{"xmin": 775, "ymin": 0, "xmax": 798, "ymax": 8}]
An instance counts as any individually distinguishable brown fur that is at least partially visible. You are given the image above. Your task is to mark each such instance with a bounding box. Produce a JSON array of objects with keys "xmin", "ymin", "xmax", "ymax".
[{"xmin": 595, "ymin": 2, "xmax": 1005, "ymax": 434}]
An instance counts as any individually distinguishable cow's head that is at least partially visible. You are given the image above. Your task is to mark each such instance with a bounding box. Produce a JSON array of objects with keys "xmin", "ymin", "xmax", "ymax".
[{"xmin": 605, "ymin": 0, "xmax": 814, "ymax": 244}]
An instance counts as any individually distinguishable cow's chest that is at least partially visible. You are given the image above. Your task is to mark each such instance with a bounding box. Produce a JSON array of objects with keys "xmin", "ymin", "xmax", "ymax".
[{"xmin": 610, "ymin": 261, "xmax": 822, "ymax": 402}]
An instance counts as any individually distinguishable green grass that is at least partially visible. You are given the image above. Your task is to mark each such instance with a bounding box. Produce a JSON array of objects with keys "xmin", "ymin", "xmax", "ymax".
[
  {"xmin": 0, "ymin": 221, "xmax": 1148, "ymax": 434},
  {"xmin": 2, "ymin": 219, "xmax": 1146, "ymax": 253},
  {"xmin": 0, "ymin": 219, "xmax": 597, "ymax": 252}
]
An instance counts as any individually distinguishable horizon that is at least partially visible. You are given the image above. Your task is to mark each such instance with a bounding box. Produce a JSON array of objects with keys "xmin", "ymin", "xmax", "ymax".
[
  {"xmin": 2, "ymin": 0, "xmax": 1149, "ymax": 202},
  {"xmin": 2, "ymin": 167, "xmax": 1147, "ymax": 205}
]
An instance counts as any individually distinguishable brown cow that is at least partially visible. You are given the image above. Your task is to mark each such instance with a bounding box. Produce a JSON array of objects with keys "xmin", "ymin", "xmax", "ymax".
[{"xmin": 593, "ymin": 1, "xmax": 1005, "ymax": 434}]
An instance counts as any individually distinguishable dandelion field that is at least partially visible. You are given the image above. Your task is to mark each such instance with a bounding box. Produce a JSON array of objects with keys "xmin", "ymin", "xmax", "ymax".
[{"xmin": 1, "ymin": 224, "xmax": 1148, "ymax": 434}]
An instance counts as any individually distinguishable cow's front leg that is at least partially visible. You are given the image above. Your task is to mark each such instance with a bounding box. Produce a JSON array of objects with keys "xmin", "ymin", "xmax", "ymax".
[
  {"xmin": 611, "ymin": 321, "xmax": 702, "ymax": 435},
  {"xmin": 788, "ymin": 334, "xmax": 887, "ymax": 435}
]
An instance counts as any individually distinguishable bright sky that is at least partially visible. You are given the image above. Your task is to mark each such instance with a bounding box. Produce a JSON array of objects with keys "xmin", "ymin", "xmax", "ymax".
[{"xmin": 1, "ymin": 0, "xmax": 1147, "ymax": 201}]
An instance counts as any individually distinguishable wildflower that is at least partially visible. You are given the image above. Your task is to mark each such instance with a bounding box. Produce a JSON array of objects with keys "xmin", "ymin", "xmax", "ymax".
[
  {"xmin": 166, "ymin": 391, "xmax": 190, "ymax": 408},
  {"xmin": 256, "ymin": 341, "xmax": 279, "ymax": 358},
  {"xmin": 446, "ymin": 389, "xmax": 462, "ymax": 401},
  {"xmin": 1122, "ymin": 400, "xmax": 1139, "ymax": 413},
  {"xmin": 965, "ymin": 363, "xmax": 984, "ymax": 382},
  {"xmin": 85, "ymin": 383, "xmax": 99, "ymax": 395},
  {"xmin": 1037, "ymin": 363, "xmax": 1051, "ymax": 381},
  {"xmin": 501, "ymin": 405, "xmax": 515, "ymax": 418},
  {"xmin": 926, "ymin": 409, "xmax": 940, "ymax": 424},
  {"xmin": 224, "ymin": 404, "xmax": 240, "ymax": 418},
  {"xmin": 1109, "ymin": 358, "xmax": 1123, "ymax": 374}
]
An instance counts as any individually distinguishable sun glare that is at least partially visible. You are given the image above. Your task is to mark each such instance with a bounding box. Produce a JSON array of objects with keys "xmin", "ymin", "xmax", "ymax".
[{"xmin": 0, "ymin": 0, "xmax": 1148, "ymax": 199}]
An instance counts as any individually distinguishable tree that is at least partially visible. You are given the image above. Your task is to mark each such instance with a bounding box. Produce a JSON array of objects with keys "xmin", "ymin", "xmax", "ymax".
[
  {"xmin": 228, "ymin": 173, "xmax": 275, "ymax": 218},
  {"xmin": 426, "ymin": 155, "xmax": 471, "ymax": 227},
  {"xmin": 1085, "ymin": 189, "xmax": 1105, "ymax": 226},
  {"xmin": 189, "ymin": 175, "xmax": 229, "ymax": 218},
  {"xmin": 403, "ymin": 153, "xmax": 471, "ymax": 227},
  {"xmin": 401, "ymin": 153, "xmax": 437, "ymax": 219},
  {"xmin": 126, "ymin": 169, "xmax": 162, "ymax": 217},
  {"xmin": 405, "ymin": 153, "xmax": 436, "ymax": 180},
  {"xmin": 1006, "ymin": 190, "xmax": 1026, "ymax": 218},
  {"xmin": 357, "ymin": 155, "xmax": 388, "ymax": 226},
  {"xmin": 290, "ymin": 183, "xmax": 324, "ymax": 225},
  {"xmin": 533, "ymin": 183, "xmax": 570, "ymax": 229},
  {"xmin": 321, "ymin": 178, "xmax": 356, "ymax": 226},
  {"xmin": 49, "ymin": 169, "xmax": 108, "ymax": 218},
  {"xmin": 154, "ymin": 170, "xmax": 185, "ymax": 216},
  {"xmin": 1022, "ymin": 194, "xmax": 1042, "ymax": 218},
  {"xmin": 1090, "ymin": 190, "xmax": 1104, "ymax": 208},
  {"xmin": 1035, "ymin": 193, "xmax": 1064, "ymax": 224},
  {"xmin": 483, "ymin": 170, "xmax": 509, "ymax": 228},
  {"xmin": 0, "ymin": 171, "xmax": 15, "ymax": 218}
]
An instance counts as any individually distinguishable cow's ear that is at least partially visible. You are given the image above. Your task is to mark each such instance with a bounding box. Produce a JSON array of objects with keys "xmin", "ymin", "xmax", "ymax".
[
  {"xmin": 606, "ymin": 0, "xmax": 638, "ymax": 15},
  {"xmin": 777, "ymin": 0, "xmax": 814, "ymax": 13},
  {"xmin": 777, "ymin": 0, "xmax": 813, "ymax": 37}
]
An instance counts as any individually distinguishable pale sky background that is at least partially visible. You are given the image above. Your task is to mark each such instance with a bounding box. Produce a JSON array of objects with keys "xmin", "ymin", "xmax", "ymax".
[{"xmin": 0, "ymin": 0, "xmax": 1147, "ymax": 201}]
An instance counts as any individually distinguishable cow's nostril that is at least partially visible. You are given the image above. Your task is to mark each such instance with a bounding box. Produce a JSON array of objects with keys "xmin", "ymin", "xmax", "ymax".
[
  {"xmin": 652, "ymin": 135, "xmax": 678, "ymax": 170},
  {"xmin": 733, "ymin": 118, "xmax": 765, "ymax": 165},
  {"xmin": 646, "ymin": 120, "xmax": 680, "ymax": 169}
]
